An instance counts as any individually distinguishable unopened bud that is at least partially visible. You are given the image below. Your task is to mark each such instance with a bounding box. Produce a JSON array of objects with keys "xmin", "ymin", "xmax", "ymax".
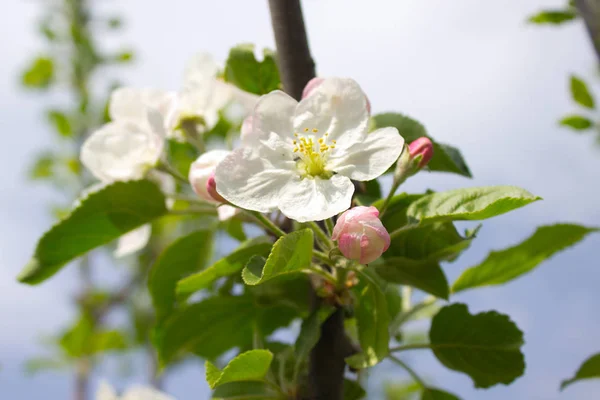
[
  {"xmin": 206, "ymin": 171, "xmax": 226, "ymax": 203},
  {"xmin": 408, "ymin": 137, "xmax": 434, "ymax": 169},
  {"xmin": 331, "ymin": 206, "xmax": 390, "ymax": 265},
  {"xmin": 302, "ymin": 77, "xmax": 371, "ymax": 114}
]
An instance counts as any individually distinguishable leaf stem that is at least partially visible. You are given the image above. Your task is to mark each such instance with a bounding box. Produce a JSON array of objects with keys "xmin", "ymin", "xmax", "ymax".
[
  {"xmin": 389, "ymin": 343, "xmax": 431, "ymax": 352},
  {"xmin": 307, "ymin": 264, "xmax": 336, "ymax": 283},
  {"xmin": 307, "ymin": 221, "xmax": 334, "ymax": 249},
  {"xmin": 168, "ymin": 208, "xmax": 217, "ymax": 216},
  {"xmin": 388, "ymin": 355, "xmax": 425, "ymax": 387},
  {"xmin": 324, "ymin": 218, "xmax": 335, "ymax": 236},
  {"xmin": 157, "ymin": 162, "xmax": 189, "ymax": 185},
  {"xmin": 247, "ymin": 211, "xmax": 286, "ymax": 237},
  {"xmin": 313, "ymin": 250, "xmax": 335, "ymax": 267}
]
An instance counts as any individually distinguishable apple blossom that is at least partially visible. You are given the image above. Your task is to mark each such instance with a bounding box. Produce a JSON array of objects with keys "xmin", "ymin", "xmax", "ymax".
[
  {"xmin": 302, "ymin": 77, "xmax": 371, "ymax": 113},
  {"xmin": 81, "ymin": 87, "xmax": 170, "ymax": 182},
  {"xmin": 214, "ymin": 78, "xmax": 404, "ymax": 222},
  {"xmin": 96, "ymin": 381, "xmax": 174, "ymax": 400},
  {"xmin": 331, "ymin": 206, "xmax": 390, "ymax": 264},
  {"xmin": 189, "ymin": 149, "xmax": 237, "ymax": 220}
]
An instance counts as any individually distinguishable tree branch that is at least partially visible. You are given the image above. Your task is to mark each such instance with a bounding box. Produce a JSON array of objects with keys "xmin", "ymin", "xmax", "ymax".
[
  {"xmin": 268, "ymin": 0, "xmax": 316, "ymax": 100},
  {"xmin": 574, "ymin": 0, "xmax": 600, "ymax": 62},
  {"xmin": 267, "ymin": 2, "xmax": 349, "ymax": 399}
]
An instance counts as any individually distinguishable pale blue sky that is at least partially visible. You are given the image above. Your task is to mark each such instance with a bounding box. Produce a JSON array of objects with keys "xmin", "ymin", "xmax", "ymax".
[{"xmin": 1, "ymin": 1, "xmax": 600, "ymax": 399}]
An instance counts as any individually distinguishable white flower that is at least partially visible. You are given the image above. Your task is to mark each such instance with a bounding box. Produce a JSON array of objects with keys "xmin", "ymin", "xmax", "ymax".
[
  {"xmin": 81, "ymin": 88, "xmax": 171, "ymax": 182},
  {"xmin": 166, "ymin": 53, "xmax": 259, "ymax": 140},
  {"xmin": 215, "ymin": 78, "xmax": 404, "ymax": 222},
  {"xmin": 114, "ymin": 224, "xmax": 152, "ymax": 258},
  {"xmin": 189, "ymin": 149, "xmax": 237, "ymax": 221},
  {"xmin": 96, "ymin": 381, "xmax": 174, "ymax": 400}
]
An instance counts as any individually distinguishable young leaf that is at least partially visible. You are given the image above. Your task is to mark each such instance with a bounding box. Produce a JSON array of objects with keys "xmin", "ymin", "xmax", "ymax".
[
  {"xmin": 211, "ymin": 381, "xmax": 280, "ymax": 399},
  {"xmin": 559, "ymin": 115, "xmax": 594, "ymax": 131},
  {"xmin": 46, "ymin": 110, "xmax": 73, "ymax": 137},
  {"xmin": 375, "ymin": 257, "xmax": 449, "ymax": 299},
  {"xmin": 421, "ymin": 387, "xmax": 461, "ymax": 400},
  {"xmin": 385, "ymin": 222, "xmax": 476, "ymax": 262},
  {"xmin": 21, "ymin": 56, "xmax": 55, "ymax": 89},
  {"xmin": 156, "ymin": 296, "xmax": 255, "ymax": 365},
  {"xmin": 570, "ymin": 75, "xmax": 595, "ymax": 109},
  {"xmin": 18, "ymin": 180, "xmax": 167, "ymax": 284},
  {"xmin": 407, "ymin": 186, "xmax": 540, "ymax": 224},
  {"xmin": 224, "ymin": 44, "xmax": 281, "ymax": 95},
  {"xmin": 205, "ymin": 349, "xmax": 273, "ymax": 389},
  {"xmin": 344, "ymin": 379, "xmax": 367, "ymax": 400},
  {"xmin": 346, "ymin": 269, "xmax": 390, "ymax": 368},
  {"xmin": 527, "ymin": 10, "xmax": 577, "ymax": 25},
  {"xmin": 372, "ymin": 113, "xmax": 472, "ymax": 177},
  {"xmin": 177, "ymin": 237, "xmax": 272, "ymax": 296},
  {"xmin": 293, "ymin": 306, "xmax": 335, "ymax": 379},
  {"xmin": 561, "ymin": 353, "xmax": 600, "ymax": 390},
  {"xmin": 429, "ymin": 303, "xmax": 525, "ymax": 388},
  {"xmin": 452, "ymin": 224, "xmax": 598, "ymax": 293},
  {"xmin": 242, "ymin": 229, "xmax": 314, "ymax": 285},
  {"xmin": 149, "ymin": 230, "xmax": 214, "ymax": 321}
]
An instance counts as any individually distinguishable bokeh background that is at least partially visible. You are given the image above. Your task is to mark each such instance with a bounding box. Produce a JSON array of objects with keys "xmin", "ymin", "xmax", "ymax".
[{"xmin": 1, "ymin": 0, "xmax": 599, "ymax": 399}]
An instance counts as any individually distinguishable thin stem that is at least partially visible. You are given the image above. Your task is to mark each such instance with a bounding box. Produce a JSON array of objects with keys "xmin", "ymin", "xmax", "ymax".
[
  {"xmin": 389, "ymin": 343, "xmax": 432, "ymax": 353},
  {"xmin": 307, "ymin": 221, "xmax": 334, "ymax": 250},
  {"xmin": 389, "ymin": 224, "xmax": 420, "ymax": 240},
  {"xmin": 324, "ymin": 218, "xmax": 335, "ymax": 237},
  {"xmin": 248, "ymin": 211, "xmax": 286, "ymax": 237},
  {"xmin": 166, "ymin": 193, "xmax": 212, "ymax": 206},
  {"xmin": 157, "ymin": 162, "xmax": 189, "ymax": 184},
  {"xmin": 307, "ymin": 264, "xmax": 336, "ymax": 283},
  {"xmin": 313, "ymin": 250, "xmax": 334, "ymax": 267},
  {"xmin": 169, "ymin": 208, "xmax": 217, "ymax": 216},
  {"xmin": 401, "ymin": 286, "xmax": 413, "ymax": 313},
  {"xmin": 388, "ymin": 355, "xmax": 425, "ymax": 388}
]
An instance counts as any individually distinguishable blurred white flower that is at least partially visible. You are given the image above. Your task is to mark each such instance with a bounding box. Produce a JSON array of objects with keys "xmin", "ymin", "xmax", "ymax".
[
  {"xmin": 96, "ymin": 381, "xmax": 175, "ymax": 400},
  {"xmin": 81, "ymin": 88, "xmax": 171, "ymax": 182},
  {"xmin": 166, "ymin": 53, "xmax": 259, "ymax": 141},
  {"xmin": 189, "ymin": 149, "xmax": 237, "ymax": 221},
  {"xmin": 114, "ymin": 225, "xmax": 152, "ymax": 258},
  {"xmin": 215, "ymin": 78, "xmax": 404, "ymax": 222}
]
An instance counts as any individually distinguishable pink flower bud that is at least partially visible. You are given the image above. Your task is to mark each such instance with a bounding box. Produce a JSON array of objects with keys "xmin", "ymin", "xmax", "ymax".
[
  {"xmin": 408, "ymin": 137, "xmax": 434, "ymax": 168},
  {"xmin": 206, "ymin": 171, "xmax": 226, "ymax": 203},
  {"xmin": 331, "ymin": 206, "xmax": 390, "ymax": 264},
  {"xmin": 189, "ymin": 149, "xmax": 230, "ymax": 203},
  {"xmin": 302, "ymin": 77, "xmax": 371, "ymax": 114}
]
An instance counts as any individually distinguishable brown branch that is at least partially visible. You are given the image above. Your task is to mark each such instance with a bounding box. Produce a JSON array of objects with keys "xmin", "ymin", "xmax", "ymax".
[
  {"xmin": 574, "ymin": 0, "xmax": 600, "ymax": 62},
  {"xmin": 268, "ymin": 0, "xmax": 316, "ymax": 100},
  {"xmin": 267, "ymin": 2, "xmax": 351, "ymax": 399}
]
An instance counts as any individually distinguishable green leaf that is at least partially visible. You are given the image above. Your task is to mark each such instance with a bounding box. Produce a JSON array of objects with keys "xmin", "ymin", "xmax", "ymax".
[
  {"xmin": 177, "ymin": 237, "xmax": 272, "ymax": 296},
  {"xmin": 242, "ymin": 229, "xmax": 313, "ymax": 285},
  {"xmin": 528, "ymin": 10, "xmax": 577, "ymax": 25},
  {"xmin": 156, "ymin": 295, "xmax": 289, "ymax": 365},
  {"xmin": 212, "ymin": 381, "xmax": 279, "ymax": 399},
  {"xmin": 21, "ymin": 56, "xmax": 55, "ymax": 89},
  {"xmin": 375, "ymin": 257, "xmax": 449, "ymax": 299},
  {"xmin": 429, "ymin": 303, "xmax": 525, "ymax": 388},
  {"xmin": 386, "ymin": 222, "xmax": 476, "ymax": 263},
  {"xmin": 294, "ymin": 306, "xmax": 335, "ymax": 378},
  {"xmin": 560, "ymin": 115, "xmax": 594, "ymax": 130},
  {"xmin": 346, "ymin": 269, "xmax": 390, "ymax": 368},
  {"xmin": 25, "ymin": 358, "xmax": 69, "ymax": 375},
  {"xmin": 570, "ymin": 75, "xmax": 595, "ymax": 109},
  {"xmin": 372, "ymin": 113, "xmax": 472, "ymax": 177},
  {"xmin": 149, "ymin": 230, "xmax": 214, "ymax": 321},
  {"xmin": 89, "ymin": 330, "xmax": 128, "ymax": 354},
  {"xmin": 46, "ymin": 110, "xmax": 73, "ymax": 137},
  {"xmin": 206, "ymin": 350, "xmax": 273, "ymax": 389},
  {"xmin": 422, "ymin": 388, "xmax": 461, "ymax": 400},
  {"xmin": 407, "ymin": 186, "xmax": 540, "ymax": 224},
  {"xmin": 224, "ymin": 44, "xmax": 281, "ymax": 95},
  {"xmin": 18, "ymin": 180, "xmax": 167, "ymax": 284},
  {"xmin": 384, "ymin": 381, "xmax": 421, "ymax": 399},
  {"xmin": 561, "ymin": 353, "xmax": 600, "ymax": 390},
  {"xmin": 29, "ymin": 153, "xmax": 55, "ymax": 179},
  {"xmin": 452, "ymin": 224, "xmax": 598, "ymax": 293},
  {"xmin": 344, "ymin": 379, "xmax": 367, "ymax": 400},
  {"xmin": 114, "ymin": 50, "xmax": 134, "ymax": 63}
]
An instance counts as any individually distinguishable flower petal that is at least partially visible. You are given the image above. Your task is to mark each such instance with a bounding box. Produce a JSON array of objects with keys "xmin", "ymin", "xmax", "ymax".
[
  {"xmin": 80, "ymin": 121, "xmax": 163, "ymax": 182},
  {"xmin": 328, "ymin": 127, "xmax": 404, "ymax": 181},
  {"xmin": 293, "ymin": 78, "xmax": 369, "ymax": 147},
  {"xmin": 114, "ymin": 224, "xmax": 152, "ymax": 258},
  {"xmin": 278, "ymin": 175, "xmax": 354, "ymax": 222},
  {"xmin": 251, "ymin": 90, "xmax": 298, "ymax": 145},
  {"xmin": 184, "ymin": 52, "xmax": 220, "ymax": 85},
  {"xmin": 96, "ymin": 381, "xmax": 118, "ymax": 400},
  {"xmin": 122, "ymin": 385, "xmax": 175, "ymax": 400},
  {"xmin": 217, "ymin": 205, "xmax": 238, "ymax": 221},
  {"xmin": 109, "ymin": 87, "xmax": 170, "ymax": 123},
  {"xmin": 215, "ymin": 147, "xmax": 295, "ymax": 213}
]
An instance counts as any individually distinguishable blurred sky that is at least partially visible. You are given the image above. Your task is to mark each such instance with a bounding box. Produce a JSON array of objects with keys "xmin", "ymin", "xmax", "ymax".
[{"xmin": 1, "ymin": 0, "xmax": 600, "ymax": 399}]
